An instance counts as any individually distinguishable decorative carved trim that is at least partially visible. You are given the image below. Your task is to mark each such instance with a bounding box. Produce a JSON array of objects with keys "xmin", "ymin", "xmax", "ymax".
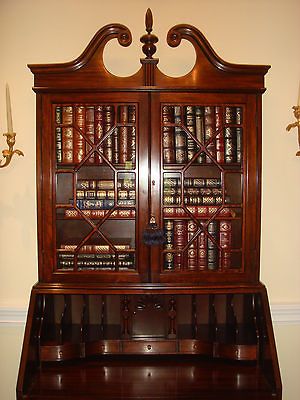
[
  {"xmin": 167, "ymin": 24, "xmax": 270, "ymax": 75},
  {"xmin": 28, "ymin": 24, "xmax": 132, "ymax": 74},
  {"xmin": 140, "ymin": 8, "xmax": 158, "ymax": 60}
]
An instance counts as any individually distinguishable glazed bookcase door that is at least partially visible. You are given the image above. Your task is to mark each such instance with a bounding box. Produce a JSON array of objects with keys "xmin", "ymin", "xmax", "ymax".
[
  {"xmin": 150, "ymin": 93, "xmax": 259, "ymax": 284},
  {"xmin": 39, "ymin": 92, "xmax": 150, "ymax": 283}
]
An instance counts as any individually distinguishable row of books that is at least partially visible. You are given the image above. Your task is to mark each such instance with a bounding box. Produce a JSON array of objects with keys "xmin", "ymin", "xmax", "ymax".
[
  {"xmin": 164, "ymin": 177, "xmax": 225, "ymax": 206},
  {"xmin": 75, "ymin": 199, "xmax": 135, "ymax": 210},
  {"xmin": 76, "ymin": 188, "xmax": 136, "ymax": 201},
  {"xmin": 162, "ymin": 105, "xmax": 242, "ymax": 165},
  {"xmin": 164, "ymin": 177, "xmax": 222, "ymax": 188},
  {"xmin": 163, "ymin": 196, "xmax": 224, "ymax": 206},
  {"xmin": 76, "ymin": 179, "xmax": 135, "ymax": 190},
  {"xmin": 163, "ymin": 206, "xmax": 235, "ymax": 218},
  {"xmin": 72, "ymin": 178, "xmax": 136, "ymax": 209},
  {"xmin": 62, "ymin": 206, "xmax": 234, "ymax": 220},
  {"xmin": 55, "ymin": 104, "xmax": 136, "ymax": 165},
  {"xmin": 58, "ymin": 244, "xmax": 131, "ymax": 253},
  {"xmin": 57, "ymin": 252, "xmax": 135, "ymax": 270},
  {"xmin": 64, "ymin": 208, "xmax": 136, "ymax": 219},
  {"xmin": 164, "ymin": 219, "xmax": 232, "ymax": 271}
]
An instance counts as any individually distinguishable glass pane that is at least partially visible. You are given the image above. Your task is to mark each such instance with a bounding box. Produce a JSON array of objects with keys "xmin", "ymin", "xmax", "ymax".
[
  {"xmin": 54, "ymin": 102, "xmax": 137, "ymax": 273},
  {"xmin": 161, "ymin": 102, "xmax": 244, "ymax": 274}
]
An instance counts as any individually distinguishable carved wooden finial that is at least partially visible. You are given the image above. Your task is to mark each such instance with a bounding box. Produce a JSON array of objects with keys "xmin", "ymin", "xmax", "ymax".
[
  {"xmin": 140, "ymin": 8, "xmax": 158, "ymax": 59},
  {"xmin": 145, "ymin": 8, "xmax": 153, "ymax": 34}
]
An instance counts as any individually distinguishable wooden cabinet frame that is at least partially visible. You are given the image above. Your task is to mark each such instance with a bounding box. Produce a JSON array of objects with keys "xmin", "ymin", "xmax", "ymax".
[{"xmin": 17, "ymin": 9, "xmax": 281, "ymax": 400}]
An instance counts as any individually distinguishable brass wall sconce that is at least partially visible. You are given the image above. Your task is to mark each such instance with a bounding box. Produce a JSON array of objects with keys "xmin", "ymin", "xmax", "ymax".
[
  {"xmin": 286, "ymin": 105, "xmax": 300, "ymax": 156},
  {"xmin": 0, "ymin": 84, "xmax": 24, "ymax": 168},
  {"xmin": 286, "ymin": 82, "xmax": 300, "ymax": 156}
]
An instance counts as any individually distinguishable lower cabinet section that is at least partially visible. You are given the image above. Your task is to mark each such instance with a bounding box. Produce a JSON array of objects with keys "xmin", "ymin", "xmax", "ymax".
[{"xmin": 17, "ymin": 285, "xmax": 281, "ymax": 399}]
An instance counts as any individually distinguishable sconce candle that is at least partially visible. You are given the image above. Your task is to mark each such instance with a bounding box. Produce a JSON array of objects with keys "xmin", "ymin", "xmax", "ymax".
[
  {"xmin": 0, "ymin": 84, "xmax": 24, "ymax": 168},
  {"xmin": 298, "ymin": 81, "xmax": 300, "ymax": 106},
  {"xmin": 6, "ymin": 83, "xmax": 13, "ymax": 133}
]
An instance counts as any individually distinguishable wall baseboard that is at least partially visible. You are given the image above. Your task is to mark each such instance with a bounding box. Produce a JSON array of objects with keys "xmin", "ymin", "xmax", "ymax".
[{"xmin": 0, "ymin": 304, "xmax": 300, "ymax": 326}]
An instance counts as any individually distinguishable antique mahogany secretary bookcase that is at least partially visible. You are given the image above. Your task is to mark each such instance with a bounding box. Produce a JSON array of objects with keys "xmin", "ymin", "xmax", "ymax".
[{"xmin": 17, "ymin": 10, "xmax": 281, "ymax": 400}]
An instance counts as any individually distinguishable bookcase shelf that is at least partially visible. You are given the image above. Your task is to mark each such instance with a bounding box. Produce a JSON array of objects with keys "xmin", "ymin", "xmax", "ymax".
[{"xmin": 17, "ymin": 9, "xmax": 281, "ymax": 400}]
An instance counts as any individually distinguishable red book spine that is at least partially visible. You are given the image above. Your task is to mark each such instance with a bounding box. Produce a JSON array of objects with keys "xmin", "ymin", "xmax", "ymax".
[
  {"xmin": 55, "ymin": 106, "xmax": 62, "ymax": 163},
  {"xmin": 104, "ymin": 106, "xmax": 114, "ymax": 163},
  {"xmin": 128, "ymin": 105, "xmax": 136, "ymax": 166},
  {"xmin": 65, "ymin": 208, "xmax": 135, "ymax": 219},
  {"xmin": 163, "ymin": 206, "xmax": 234, "ymax": 219},
  {"xmin": 85, "ymin": 106, "xmax": 95, "ymax": 163},
  {"xmin": 173, "ymin": 220, "xmax": 187, "ymax": 270},
  {"xmin": 187, "ymin": 220, "xmax": 198, "ymax": 270},
  {"xmin": 95, "ymin": 105, "xmax": 104, "ymax": 164},
  {"xmin": 219, "ymin": 220, "xmax": 232, "ymax": 269},
  {"xmin": 198, "ymin": 231, "xmax": 207, "ymax": 270},
  {"xmin": 74, "ymin": 106, "xmax": 85, "ymax": 164},
  {"xmin": 62, "ymin": 106, "xmax": 73, "ymax": 164}
]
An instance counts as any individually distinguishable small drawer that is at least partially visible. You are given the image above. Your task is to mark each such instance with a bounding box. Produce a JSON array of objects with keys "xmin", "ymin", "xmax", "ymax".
[
  {"xmin": 214, "ymin": 343, "xmax": 258, "ymax": 361},
  {"xmin": 85, "ymin": 340, "xmax": 120, "ymax": 355},
  {"xmin": 40, "ymin": 342, "xmax": 84, "ymax": 362},
  {"xmin": 122, "ymin": 340, "xmax": 177, "ymax": 354},
  {"xmin": 179, "ymin": 339, "xmax": 213, "ymax": 355}
]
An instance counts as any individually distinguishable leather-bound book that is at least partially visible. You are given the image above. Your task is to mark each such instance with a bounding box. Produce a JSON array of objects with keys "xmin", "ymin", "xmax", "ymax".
[
  {"xmin": 187, "ymin": 219, "xmax": 198, "ymax": 270},
  {"xmin": 215, "ymin": 106, "xmax": 224, "ymax": 164},
  {"xmin": 173, "ymin": 219, "xmax": 187, "ymax": 270},
  {"xmin": 207, "ymin": 220, "xmax": 219, "ymax": 270},
  {"xmin": 219, "ymin": 220, "xmax": 232, "ymax": 269},
  {"xmin": 85, "ymin": 106, "xmax": 95, "ymax": 163},
  {"xmin": 185, "ymin": 105, "xmax": 196, "ymax": 161},
  {"xmin": 195, "ymin": 106, "xmax": 205, "ymax": 163},
  {"xmin": 95, "ymin": 105, "xmax": 105, "ymax": 164},
  {"xmin": 198, "ymin": 230, "xmax": 207, "ymax": 270},
  {"xmin": 128, "ymin": 105, "xmax": 136, "ymax": 165},
  {"xmin": 62, "ymin": 105, "xmax": 73, "ymax": 164},
  {"xmin": 162, "ymin": 105, "xmax": 175, "ymax": 164},
  {"xmin": 204, "ymin": 106, "xmax": 216, "ymax": 163},
  {"xmin": 55, "ymin": 106, "xmax": 62, "ymax": 163},
  {"xmin": 119, "ymin": 105, "xmax": 129, "ymax": 164},
  {"xmin": 104, "ymin": 105, "xmax": 114, "ymax": 163},
  {"xmin": 224, "ymin": 127, "xmax": 236, "ymax": 163},
  {"xmin": 74, "ymin": 106, "xmax": 85, "ymax": 164},
  {"xmin": 174, "ymin": 106, "xmax": 187, "ymax": 164},
  {"xmin": 235, "ymin": 106, "xmax": 243, "ymax": 125},
  {"xmin": 236, "ymin": 127, "xmax": 242, "ymax": 163},
  {"xmin": 225, "ymin": 106, "xmax": 236, "ymax": 124},
  {"xmin": 164, "ymin": 219, "xmax": 174, "ymax": 270}
]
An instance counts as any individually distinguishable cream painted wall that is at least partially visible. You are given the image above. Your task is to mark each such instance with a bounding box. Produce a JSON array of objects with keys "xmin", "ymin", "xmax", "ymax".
[{"xmin": 0, "ymin": 0, "xmax": 299, "ymax": 399}]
